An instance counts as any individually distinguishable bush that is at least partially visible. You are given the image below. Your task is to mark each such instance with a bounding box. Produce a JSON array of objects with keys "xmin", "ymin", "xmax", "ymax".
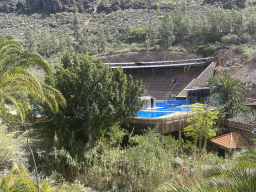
[
  {"xmin": 239, "ymin": 33, "xmax": 251, "ymax": 44},
  {"xmin": 221, "ymin": 34, "xmax": 239, "ymax": 45},
  {"xmin": 80, "ymin": 129, "xmax": 176, "ymax": 191},
  {"xmin": 0, "ymin": 122, "xmax": 26, "ymax": 169},
  {"xmin": 196, "ymin": 44, "xmax": 220, "ymax": 57},
  {"xmin": 204, "ymin": 32, "xmax": 223, "ymax": 43}
]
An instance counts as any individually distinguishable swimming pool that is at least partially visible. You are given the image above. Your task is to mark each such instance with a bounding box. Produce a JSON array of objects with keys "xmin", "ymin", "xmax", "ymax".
[{"xmin": 136, "ymin": 100, "xmax": 196, "ymax": 118}]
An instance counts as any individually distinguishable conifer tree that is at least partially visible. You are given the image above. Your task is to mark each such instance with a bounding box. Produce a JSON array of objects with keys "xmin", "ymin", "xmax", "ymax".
[
  {"xmin": 38, "ymin": 27, "xmax": 51, "ymax": 56},
  {"xmin": 247, "ymin": 13, "xmax": 256, "ymax": 35},
  {"xmin": 172, "ymin": 6, "xmax": 191, "ymax": 41},
  {"xmin": 232, "ymin": 11, "xmax": 244, "ymax": 34},
  {"xmin": 72, "ymin": 16, "xmax": 80, "ymax": 40},
  {"xmin": 96, "ymin": 29, "xmax": 107, "ymax": 53},
  {"xmin": 77, "ymin": 33, "xmax": 89, "ymax": 54},
  {"xmin": 58, "ymin": 30, "xmax": 68, "ymax": 52},
  {"xmin": 42, "ymin": 52, "xmax": 144, "ymax": 145},
  {"xmin": 158, "ymin": 14, "xmax": 175, "ymax": 48},
  {"xmin": 147, "ymin": 20, "xmax": 158, "ymax": 46},
  {"xmin": 63, "ymin": 26, "xmax": 74, "ymax": 52},
  {"xmin": 50, "ymin": 33, "xmax": 59, "ymax": 54},
  {"xmin": 24, "ymin": 28, "xmax": 37, "ymax": 52}
]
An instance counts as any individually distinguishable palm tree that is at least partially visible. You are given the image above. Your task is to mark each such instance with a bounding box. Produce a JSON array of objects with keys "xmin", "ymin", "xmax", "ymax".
[
  {"xmin": 0, "ymin": 67, "xmax": 65, "ymax": 122},
  {"xmin": 0, "ymin": 34, "xmax": 65, "ymax": 122},
  {"xmin": 196, "ymin": 147, "xmax": 256, "ymax": 192},
  {"xmin": 0, "ymin": 34, "xmax": 66, "ymax": 192},
  {"xmin": 206, "ymin": 71, "xmax": 248, "ymax": 118},
  {"xmin": 0, "ymin": 34, "xmax": 52, "ymax": 77}
]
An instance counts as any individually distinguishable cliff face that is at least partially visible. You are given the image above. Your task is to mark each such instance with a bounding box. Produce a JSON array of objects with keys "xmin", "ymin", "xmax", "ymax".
[
  {"xmin": 0, "ymin": 0, "xmax": 160, "ymax": 14},
  {"xmin": 0, "ymin": 0, "xmax": 247, "ymax": 14}
]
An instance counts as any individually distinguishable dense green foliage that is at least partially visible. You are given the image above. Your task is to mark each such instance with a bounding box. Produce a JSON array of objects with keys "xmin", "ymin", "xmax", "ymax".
[
  {"xmin": 76, "ymin": 129, "xmax": 223, "ymax": 191},
  {"xmin": 1, "ymin": 1, "xmax": 256, "ymax": 191},
  {"xmin": 0, "ymin": 123, "xmax": 25, "ymax": 167},
  {"xmin": 206, "ymin": 71, "xmax": 249, "ymax": 118},
  {"xmin": 31, "ymin": 52, "xmax": 144, "ymax": 181},
  {"xmin": 42, "ymin": 52, "xmax": 144, "ymax": 143}
]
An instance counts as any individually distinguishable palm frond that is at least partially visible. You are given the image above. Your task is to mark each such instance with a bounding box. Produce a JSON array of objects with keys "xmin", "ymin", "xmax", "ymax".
[{"xmin": 4, "ymin": 95, "xmax": 25, "ymax": 122}]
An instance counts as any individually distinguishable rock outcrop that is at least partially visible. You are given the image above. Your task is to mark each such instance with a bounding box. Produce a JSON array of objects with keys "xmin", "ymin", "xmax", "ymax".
[{"xmin": 203, "ymin": 0, "xmax": 246, "ymax": 9}]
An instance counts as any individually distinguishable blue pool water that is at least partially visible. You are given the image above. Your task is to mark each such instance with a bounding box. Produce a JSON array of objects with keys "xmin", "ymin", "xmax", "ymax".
[{"xmin": 136, "ymin": 100, "xmax": 195, "ymax": 118}]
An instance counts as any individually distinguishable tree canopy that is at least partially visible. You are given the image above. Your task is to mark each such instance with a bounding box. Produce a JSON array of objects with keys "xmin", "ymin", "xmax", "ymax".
[
  {"xmin": 183, "ymin": 105, "xmax": 219, "ymax": 151},
  {"xmin": 42, "ymin": 52, "xmax": 144, "ymax": 147},
  {"xmin": 206, "ymin": 71, "xmax": 248, "ymax": 118}
]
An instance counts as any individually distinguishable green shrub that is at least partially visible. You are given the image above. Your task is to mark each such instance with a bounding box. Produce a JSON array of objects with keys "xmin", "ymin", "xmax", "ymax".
[
  {"xmin": 204, "ymin": 32, "xmax": 223, "ymax": 43},
  {"xmin": 196, "ymin": 44, "xmax": 220, "ymax": 57},
  {"xmin": 221, "ymin": 34, "xmax": 239, "ymax": 45},
  {"xmin": 233, "ymin": 45, "xmax": 251, "ymax": 55},
  {"xmin": 80, "ymin": 129, "xmax": 176, "ymax": 191},
  {"xmin": 239, "ymin": 33, "xmax": 251, "ymax": 44},
  {"xmin": 0, "ymin": 122, "xmax": 26, "ymax": 168}
]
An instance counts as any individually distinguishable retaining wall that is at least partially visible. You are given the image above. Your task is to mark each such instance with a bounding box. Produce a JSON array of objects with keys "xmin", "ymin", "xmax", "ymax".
[{"xmin": 226, "ymin": 120, "xmax": 256, "ymax": 146}]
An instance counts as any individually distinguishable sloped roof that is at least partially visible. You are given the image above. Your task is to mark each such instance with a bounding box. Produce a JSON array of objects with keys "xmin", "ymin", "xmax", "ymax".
[{"xmin": 211, "ymin": 132, "xmax": 250, "ymax": 149}]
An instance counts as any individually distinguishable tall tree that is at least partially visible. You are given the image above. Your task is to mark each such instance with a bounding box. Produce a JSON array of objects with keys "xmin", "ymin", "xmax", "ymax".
[
  {"xmin": 147, "ymin": 20, "xmax": 159, "ymax": 46},
  {"xmin": 37, "ymin": 27, "xmax": 51, "ymax": 56},
  {"xmin": 172, "ymin": 7, "xmax": 191, "ymax": 41},
  {"xmin": 158, "ymin": 14, "xmax": 175, "ymax": 48},
  {"xmin": 247, "ymin": 12, "xmax": 256, "ymax": 35},
  {"xmin": 24, "ymin": 28, "xmax": 37, "ymax": 52},
  {"xmin": 206, "ymin": 71, "xmax": 248, "ymax": 118},
  {"xmin": 77, "ymin": 32, "xmax": 89, "ymax": 54},
  {"xmin": 96, "ymin": 29, "xmax": 107, "ymax": 53},
  {"xmin": 72, "ymin": 15, "xmax": 81, "ymax": 40},
  {"xmin": 42, "ymin": 52, "xmax": 144, "ymax": 148}
]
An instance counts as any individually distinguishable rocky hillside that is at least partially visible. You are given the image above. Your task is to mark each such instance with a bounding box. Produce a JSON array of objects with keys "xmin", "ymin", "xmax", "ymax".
[
  {"xmin": 0, "ymin": 0, "xmax": 248, "ymax": 13},
  {"xmin": 1, "ymin": 0, "xmax": 256, "ymax": 99},
  {"xmin": 215, "ymin": 48, "xmax": 256, "ymax": 99}
]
